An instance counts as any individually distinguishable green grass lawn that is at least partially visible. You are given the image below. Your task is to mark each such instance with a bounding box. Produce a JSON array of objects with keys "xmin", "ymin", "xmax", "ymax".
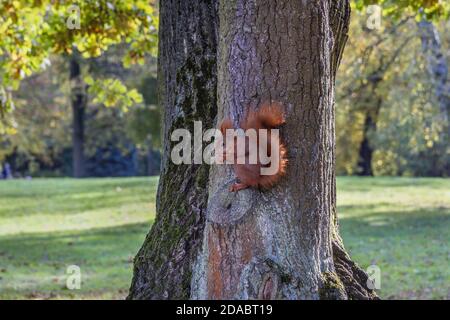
[{"xmin": 0, "ymin": 177, "xmax": 448, "ymax": 299}]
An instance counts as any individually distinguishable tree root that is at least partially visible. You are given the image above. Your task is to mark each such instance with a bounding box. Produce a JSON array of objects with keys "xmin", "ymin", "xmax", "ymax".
[{"xmin": 332, "ymin": 239, "xmax": 379, "ymax": 300}]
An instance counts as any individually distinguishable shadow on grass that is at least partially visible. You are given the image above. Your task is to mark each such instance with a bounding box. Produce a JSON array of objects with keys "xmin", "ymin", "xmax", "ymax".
[
  {"xmin": 0, "ymin": 193, "xmax": 156, "ymax": 219},
  {"xmin": 338, "ymin": 206, "xmax": 450, "ymax": 299},
  {"xmin": 0, "ymin": 222, "xmax": 151, "ymax": 262},
  {"xmin": 0, "ymin": 222, "xmax": 152, "ymax": 299},
  {"xmin": 337, "ymin": 176, "xmax": 449, "ymax": 190},
  {"xmin": 0, "ymin": 178, "xmax": 158, "ymax": 219},
  {"xmin": 339, "ymin": 207, "xmax": 450, "ymax": 238}
]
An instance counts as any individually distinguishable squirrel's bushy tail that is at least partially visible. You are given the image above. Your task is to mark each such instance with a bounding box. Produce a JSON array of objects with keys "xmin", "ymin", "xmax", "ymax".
[
  {"xmin": 258, "ymin": 143, "xmax": 288, "ymax": 189},
  {"xmin": 256, "ymin": 101, "xmax": 285, "ymax": 128}
]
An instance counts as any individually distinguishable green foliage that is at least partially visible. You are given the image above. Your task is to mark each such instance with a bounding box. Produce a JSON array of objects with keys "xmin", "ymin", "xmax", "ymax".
[
  {"xmin": 0, "ymin": 50, "xmax": 160, "ymax": 177},
  {"xmin": 85, "ymin": 75, "xmax": 142, "ymax": 111},
  {"xmin": 125, "ymin": 76, "xmax": 161, "ymax": 149},
  {"xmin": 0, "ymin": 0, "xmax": 158, "ymax": 114},
  {"xmin": 336, "ymin": 12, "xmax": 448, "ymax": 176},
  {"xmin": 0, "ymin": 59, "xmax": 70, "ymax": 166},
  {"xmin": 352, "ymin": 0, "xmax": 450, "ymax": 20}
]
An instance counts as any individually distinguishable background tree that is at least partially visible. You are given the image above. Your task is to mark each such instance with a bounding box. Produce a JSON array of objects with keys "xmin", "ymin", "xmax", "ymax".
[
  {"xmin": 0, "ymin": 0, "xmax": 158, "ymax": 177},
  {"xmin": 0, "ymin": 60, "xmax": 70, "ymax": 175},
  {"xmin": 69, "ymin": 54, "xmax": 87, "ymax": 177},
  {"xmin": 0, "ymin": 49, "xmax": 160, "ymax": 178},
  {"xmin": 337, "ymin": 16, "xmax": 416, "ymax": 176},
  {"xmin": 335, "ymin": 0, "xmax": 449, "ymax": 176},
  {"xmin": 416, "ymin": 18, "xmax": 449, "ymax": 175},
  {"xmin": 126, "ymin": 75, "xmax": 162, "ymax": 176}
]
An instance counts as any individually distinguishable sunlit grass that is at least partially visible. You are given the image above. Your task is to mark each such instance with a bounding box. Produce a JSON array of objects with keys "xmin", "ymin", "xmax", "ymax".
[
  {"xmin": 338, "ymin": 177, "xmax": 450, "ymax": 300},
  {"xmin": 0, "ymin": 176, "xmax": 448, "ymax": 299},
  {"xmin": 0, "ymin": 177, "xmax": 157, "ymax": 299}
]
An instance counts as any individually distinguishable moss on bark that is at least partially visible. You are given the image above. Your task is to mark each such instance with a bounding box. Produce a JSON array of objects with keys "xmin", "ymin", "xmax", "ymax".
[
  {"xmin": 319, "ymin": 271, "xmax": 347, "ymax": 300},
  {"xmin": 127, "ymin": 0, "xmax": 218, "ymax": 300}
]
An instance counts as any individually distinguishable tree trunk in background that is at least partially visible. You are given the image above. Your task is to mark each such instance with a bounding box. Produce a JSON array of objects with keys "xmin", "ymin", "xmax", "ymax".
[
  {"xmin": 357, "ymin": 95, "xmax": 382, "ymax": 177},
  {"xmin": 357, "ymin": 114, "xmax": 374, "ymax": 176},
  {"xmin": 147, "ymin": 148, "xmax": 155, "ymax": 176},
  {"xmin": 70, "ymin": 57, "xmax": 86, "ymax": 178},
  {"xmin": 146, "ymin": 137, "xmax": 154, "ymax": 176},
  {"xmin": 129, "ymin": 0, "xmax": 377, "ymax": 300}
]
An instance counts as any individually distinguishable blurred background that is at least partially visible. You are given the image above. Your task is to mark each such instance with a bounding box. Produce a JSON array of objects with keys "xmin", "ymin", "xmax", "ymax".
[
  {"xmin": 0, "ymin": 52, "xmax": 161, "ymax": 179},
  {"xmin": 1, "ymin": 14, "xmax": 448, "ymax": 179},
  {"xmin": 0, "ymin": 2, "xmax": 448, "ymax": 300}
]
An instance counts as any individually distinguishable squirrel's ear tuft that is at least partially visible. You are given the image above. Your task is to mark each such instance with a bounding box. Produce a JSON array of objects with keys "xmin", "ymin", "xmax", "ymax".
[{"xmin": 220, "ymin": 118, "xmax": 233, "ymax": 135}]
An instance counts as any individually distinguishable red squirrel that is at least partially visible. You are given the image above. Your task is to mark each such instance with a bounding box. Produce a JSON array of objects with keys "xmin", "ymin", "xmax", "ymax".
[{"xmin": 220, "ymin": 102, "xmax": 288, "ymax": 192}]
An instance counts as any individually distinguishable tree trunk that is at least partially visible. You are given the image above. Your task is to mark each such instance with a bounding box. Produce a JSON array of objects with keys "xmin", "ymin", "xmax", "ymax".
[
  {"xmin": 128, "ymin": 0, "xmax": 218, "ymax": 299},
  {"xmin": 357, "ymin": 114, "xmax": 374, "ymax": 176},
  {"xmin": 129, "ymin": 0, "xmax": 377, "ymax": 300},
  {"xmin": 70, "ymin": 57, "xmax": 86, "ymax": 178},
  {"xmin": 357, "ymin": 95, "xmax": 382, "ymax": 177},
  {"xmin": 147, "ymin": 149, "xmax": 155, "ymax": 176}
]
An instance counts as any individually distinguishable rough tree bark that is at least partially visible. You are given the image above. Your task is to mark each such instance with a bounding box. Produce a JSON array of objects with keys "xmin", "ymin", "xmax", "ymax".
[
  {"xmin": 70, "ymin": 57, "xmax": 86, "ymax": 178},
  {"xmin": 128, "ymin": 0, "xmax": 377, "ymax": 300},
  {"xmin": 128, "ymin": 0, "xmax": 218, "ymax": 299}
]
